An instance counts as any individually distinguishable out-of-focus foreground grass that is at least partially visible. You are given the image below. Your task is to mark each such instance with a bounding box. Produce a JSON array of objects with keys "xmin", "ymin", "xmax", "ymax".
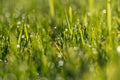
[{"xmin": 0, "ymin": 0, "xmax": 120, "ymax": 80}]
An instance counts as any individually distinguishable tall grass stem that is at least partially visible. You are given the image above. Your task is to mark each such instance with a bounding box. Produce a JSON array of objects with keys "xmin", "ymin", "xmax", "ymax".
[
  {"xmin": 49, "ymin": 0, "xmax": 54, "ymax": 17},
  {"xmin": 107, "ymin": 0, "xmax": 112, "ymax": 35}
]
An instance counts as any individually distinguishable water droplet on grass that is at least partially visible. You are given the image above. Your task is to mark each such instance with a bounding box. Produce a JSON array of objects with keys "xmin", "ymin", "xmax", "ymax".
[
  {"xmin": 88, "ymin": 45, "xmax": 92, "ymax": 48},
  {"xmin": 54, "ymin": 26, "xmax": 57, "ymax": 29},
  {"xmin": 87, "ymin": 12, "xmax": 91, "ymax": 16},
  {"xmin": 22, "ymin": 14, "xmax": 26, "ymax": 20},
  {"xmin": 117, "ymin": 46, "xmax": 120, "ymax": 54},
  {"xmin": 58, "ymin": 60, "xmax": 64, "ymax": 67},
  {"xmin": 65, "ymin": 28, "xmax": 68, "ymax": 32},
  {"xmin": 102, "ymin": 9, "xmax": 106, "ymax": 14},
  {"xmin": 0, "ymin": 59, "xmax": 2, "ymax": 62},
  {"xmin": 57, "ymin": 52, "xmax": 63, "ymax": 58},
  {"xmin": 27, "ymin": 24, "xmax": 30, "ymax": 28},
  {"xmin": 92, "ymin": 48, "xmax": 97, "ymax": 54},
  {"xmin": 30, "ymin": 34, "xmax": 33, "ymax": 38},
  {"xmin": 17, "ymin": 21, "xmax": 21, "ymax": 25},
  {"xmin": 4, "ymin": 59, "xmax": 8, "ymax": 63},
  {"xmin": 22, "ymin": 35, "xmax": 25, "ymax": 39},
  {"xmin": 16, "ymin": 44, "xmax": 20, "ymax": 48}
]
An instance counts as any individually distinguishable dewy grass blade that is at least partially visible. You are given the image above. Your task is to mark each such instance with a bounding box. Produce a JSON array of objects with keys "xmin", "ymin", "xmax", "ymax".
[
  {"xmin": 65, "ymin": 9, "xmax": 72, "ymax": 37},
  {"xmin": 0, "ymin": 0, "xmax": 120, "ymax": 79}
]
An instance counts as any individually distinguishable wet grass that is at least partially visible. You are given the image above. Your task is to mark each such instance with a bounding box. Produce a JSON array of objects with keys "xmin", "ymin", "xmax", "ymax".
[{"xmin": 0, "ymin": 0, "xmax": 120, "ymax": 80}]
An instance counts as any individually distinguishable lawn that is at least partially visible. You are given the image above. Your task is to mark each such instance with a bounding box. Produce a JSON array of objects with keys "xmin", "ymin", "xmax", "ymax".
[{"xmin": 0, "ymin": 0, "xmax": 120, "ymax": 80}]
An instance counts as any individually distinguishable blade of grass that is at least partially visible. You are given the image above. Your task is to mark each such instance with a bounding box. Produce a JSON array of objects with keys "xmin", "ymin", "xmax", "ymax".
[
  {"xmin": 24, "ymin": 24, "xmax": 29, "ymax": 41},
  {"xmin": 18, "ymin": 26, "xmax": 23, "ymax": 45},
  {"xmin": 65, "ymin": 9, "xmax": 72, "ymax": 37},
  {"xmin": 69, "ymin": 6, "xmax": 72, "ymax": 23},
  {"xmin": 89, "ymin": 0, "xmax": 94, "ymax": 13},
  {"xmin": 107, "ymin": 0, "xmax": 112, "ymax": 35},
  {"xmin": 49, "ymin": 0, "xmax": 54, "ymax": 17}
]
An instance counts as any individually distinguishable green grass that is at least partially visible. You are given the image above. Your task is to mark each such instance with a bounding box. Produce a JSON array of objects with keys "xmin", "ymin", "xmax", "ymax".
[{"xmin": 0, "ymin": 0, "xmax": 120, "ymax": 80}]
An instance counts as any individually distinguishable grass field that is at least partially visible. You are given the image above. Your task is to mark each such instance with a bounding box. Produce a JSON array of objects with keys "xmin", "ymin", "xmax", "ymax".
[{"xmin": 0, "ymin": 0, "xmax": 120, "ymax": 80}]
